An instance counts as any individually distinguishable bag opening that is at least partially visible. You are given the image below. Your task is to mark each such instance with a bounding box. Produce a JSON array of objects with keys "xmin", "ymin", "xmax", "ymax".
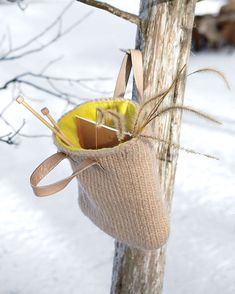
[{"xmin": 56, "ymin": 99, "xmax": 137, "ymax": 150}]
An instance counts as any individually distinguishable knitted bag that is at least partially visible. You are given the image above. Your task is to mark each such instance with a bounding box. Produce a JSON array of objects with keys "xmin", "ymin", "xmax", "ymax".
[{"xmin": 30, "ymin": 50, "xmax": 170, "ymax": 250}]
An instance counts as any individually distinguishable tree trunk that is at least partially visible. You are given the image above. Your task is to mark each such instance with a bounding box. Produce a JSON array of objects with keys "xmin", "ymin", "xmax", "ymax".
[{"xmin": 111, "ymin": 1, "xmax": 197, "ymax": 293}]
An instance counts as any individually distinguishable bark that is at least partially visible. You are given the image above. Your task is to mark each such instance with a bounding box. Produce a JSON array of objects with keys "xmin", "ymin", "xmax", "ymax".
[{"xmin": 111, "ymin": 1, "xmax": 197, "ymax": 293}]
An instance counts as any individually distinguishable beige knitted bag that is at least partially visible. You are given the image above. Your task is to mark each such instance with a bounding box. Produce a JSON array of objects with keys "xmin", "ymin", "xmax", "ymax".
[{"xmin": 30, "ymin": 50, "xmax": 170, "ymax": 250}]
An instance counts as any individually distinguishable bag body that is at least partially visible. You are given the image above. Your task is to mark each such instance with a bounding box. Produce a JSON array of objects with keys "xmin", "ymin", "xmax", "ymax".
[
  {"xmin": 53, "ymin": 99, "xmax": 169, "ymax": 250},
  {"xmin": 30, "ymin": 50, "xmax": 170, "ymax": 250}
]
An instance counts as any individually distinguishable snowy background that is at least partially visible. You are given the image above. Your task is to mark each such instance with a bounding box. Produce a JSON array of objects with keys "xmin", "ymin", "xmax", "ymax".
[{"xmin": 0, "ymin": 1, "xmax": 234, "ymax": 293}]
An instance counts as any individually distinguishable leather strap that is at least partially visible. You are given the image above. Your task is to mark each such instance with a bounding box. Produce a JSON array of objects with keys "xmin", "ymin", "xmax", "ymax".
[
  {"xmin": 30, "ymin": 52, "xmax": 143, "ymax": 197},
  {"xmin": 30, "ymin": 152, "xmax": 97, "ymax": 197},
  {"xmin": 114, "ymin": 49, "xmax": 143, "ymax": 99}
]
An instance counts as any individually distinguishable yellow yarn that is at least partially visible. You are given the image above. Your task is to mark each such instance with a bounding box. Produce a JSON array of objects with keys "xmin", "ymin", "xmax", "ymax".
[{"xmin": 56, "ymin": 99, "xmax": 137, "ymax": 150}]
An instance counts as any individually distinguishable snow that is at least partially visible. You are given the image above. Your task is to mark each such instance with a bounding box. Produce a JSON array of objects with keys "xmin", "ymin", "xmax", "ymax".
[
  {"xmin": 196, "ymin": 0, "xmax": 226, "ymax": 15},
  {"xmin": 0, "ymin": 1, "xmax": 234, "ymax": 294}
]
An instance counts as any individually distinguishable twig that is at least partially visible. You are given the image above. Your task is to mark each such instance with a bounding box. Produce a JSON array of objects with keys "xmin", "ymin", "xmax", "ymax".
[
  {"xmin": 6, "ymin": 0, "xmax": 27, "ymax": 11},
  {"xmin": 76, "ymin": 0, "xmax": 141, "ymax": 26},
  {"xmin": 19, "ymin": 133, "xmax": 51, "ymax": 138},
  {"xmin": 40, "ymin": 56, "xmax": 64, "ymax": 74},
  {"xmin": 0, "ymin": 33, "xmax": 6, "ymax": 54},
  {"xmin": 47, "ymin": 79, "xmax": 81, "ymax": 100},
  {"xmin": 6, "ymin": 26, "xmax": 12, "ymax": 53},
  {"xmin": 0, "ymin": 99, "xmax": 15, "ymax": 117},
  {"xmin": 15, "ymin": 80, "xmax": 79, "ymax": 103},
  {"xmin": 0, "ymin": 120, "xmax": 25, "ymax": 145},
  {"xmin": 77, "ymin": 81, "xmax": 114, "ymax": 95},
  {"xmin": 0, "ymin": 1, "xmax": 112, "ymax": 145},
  {"xmin": 0, "ymin": 9, "xmax": 92, "ymax": 61},
  {"xmin": 2, "ymin": 1, "xmax": 74, "ymax": 57},
  {"xmin": 0, "ymin": 70, "xmax": 111, "ymax": 102},
  {"xmin": 10, "ymin": 72, "xmax": 110, "ymax": 83}
]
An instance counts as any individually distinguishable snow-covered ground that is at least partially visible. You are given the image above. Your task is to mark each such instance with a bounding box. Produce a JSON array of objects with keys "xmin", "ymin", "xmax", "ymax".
[{"xmin": 0, "ymin": 1, "xmax": 234, "ymax": 294}]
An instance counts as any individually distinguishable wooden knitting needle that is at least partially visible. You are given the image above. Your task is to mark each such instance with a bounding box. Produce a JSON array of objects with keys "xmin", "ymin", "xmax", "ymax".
[
  {"xmin": 41, "ymin": 107, "xmax": 73, "ymax": 146},
  {"xmin": 16, "ymin": 96, "xmax": 72, "ymax": 146},
  {"xmin": 41, "ymin": 107, "xmax": 60, "ymax": 131}
]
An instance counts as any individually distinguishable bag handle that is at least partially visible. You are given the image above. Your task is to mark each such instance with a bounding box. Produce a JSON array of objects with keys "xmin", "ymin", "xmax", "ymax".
[
  {"xmin": 30, "ymin": 152, "xmax": 98, "ymax": 197},
  {"xmin": 113, "ymin": 49, "xmax": 143, "ymax": 99}
]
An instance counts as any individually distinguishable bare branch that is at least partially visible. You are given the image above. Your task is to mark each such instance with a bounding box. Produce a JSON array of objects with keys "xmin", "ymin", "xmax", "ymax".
[
  {"xmin": 0, "ymin": 70, "xmax": 111, "ymax": 98},
  {"xmin": 76, "ymin": 0, "xmax": 141, "ymax": 26},
  {"xmin": 6, "ymin": 26, "xmax": 12, "ymax": 53},
  {"xmin": 7, "ymin": 1, "xmax": 73, "ymax": 55},
  {"xmin": 0, "ymin": 133, "xmax": 16, "ymax": 145},
  {"xmin": 0, "ymin": 120, "xmax": 25, "ymax": 145},
  {"xmin": 0, "ymin": 7, "xmax": 92, "ymax": 61},
  {"xmin": 0, "ymin": 33, "xmax": 6, "ymax": 53},
  {"xmin": 17, "ymin": 0, "xmax": 28, "ymax": 11},
  {"xmin": 0, "ymin": 1, "xmax": 112, "ymax": 145},
  {"xmin": 6, "ymin": 0, "xmax": 27, "ymax": 10},
  {"xmin": 19, "ymin": 133, "xmax": 51, "ymax": 139},
  {"xmin": 40, "ymin": 55, "xmax": 64, "ymax": 74},
  {"xmin": 11, "ymin": 71, "xmax": 110, "ymax": 83},
  {"xmin": 16, "ymin": 80, "xmax": 79, "ymax": 103},
  {"xmin": 77, "ymin": 81, "xmax": 115, "ymax": 95}
]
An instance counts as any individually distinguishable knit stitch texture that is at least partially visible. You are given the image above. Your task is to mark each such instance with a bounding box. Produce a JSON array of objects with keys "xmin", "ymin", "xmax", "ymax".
[{"xmin": 55, "ymin": 134, "xmax": 170, "ymax": 250}]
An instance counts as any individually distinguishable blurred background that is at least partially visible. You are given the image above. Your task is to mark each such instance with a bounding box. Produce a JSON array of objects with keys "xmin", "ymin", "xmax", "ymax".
[{"xmin": 0, "ymin": 0, "xmax": 234, "ymax": 293}]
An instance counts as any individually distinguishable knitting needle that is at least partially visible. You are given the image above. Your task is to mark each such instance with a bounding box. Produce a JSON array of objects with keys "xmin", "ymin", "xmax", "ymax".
[
  {"xmin": 41, "ymin": 107, "xmax": 73, "ymax": 146},
  {"xmin": 41, "ymin": 107, "xmax": 61, "ymax": 132},
  {"xmin": 16, "ymin": 96, "xmax": 72, "ymax": 146}
]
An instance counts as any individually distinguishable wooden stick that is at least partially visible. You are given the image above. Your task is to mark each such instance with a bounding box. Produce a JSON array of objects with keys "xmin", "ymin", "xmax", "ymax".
[
  {"xmin": 41, "ymin": 107, "xmax": 73, "ymax": 146},
  {"xmin": 16, "ymin": 96, "xmax": 72, "ymax": 146},
  {"xmin": 41, "ymin": 107, "xmax": 60, "ymax": 131}
]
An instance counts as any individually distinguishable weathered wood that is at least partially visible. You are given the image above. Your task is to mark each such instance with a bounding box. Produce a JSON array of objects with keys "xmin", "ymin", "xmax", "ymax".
[{"xmin": 111, "ymin": 1, "xmax": 197, "ymax": 293}]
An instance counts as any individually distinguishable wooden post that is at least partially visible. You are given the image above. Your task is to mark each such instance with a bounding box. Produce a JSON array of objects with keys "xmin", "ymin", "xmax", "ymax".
[
  {"xmin": 111, "ymin": 1, "xmax": 197, "ymax": 293},
  {"xmin": 75, "ymin": 0, "xmax": 197, "ymax": 292}
]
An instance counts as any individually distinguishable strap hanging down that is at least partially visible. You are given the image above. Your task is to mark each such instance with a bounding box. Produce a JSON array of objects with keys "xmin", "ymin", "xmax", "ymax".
[
  {"xmin": 30, "ymin": 152, "xmax": 97, "ymax": 197},
  {"xmin": 113, "ymin": 49, "xmax": 143, "ymax": 99}
]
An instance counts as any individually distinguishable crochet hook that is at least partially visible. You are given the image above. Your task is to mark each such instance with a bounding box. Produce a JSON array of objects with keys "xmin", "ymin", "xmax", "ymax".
[{"xmin": 16, "ymin": 96, "xmax": 72, "ymax": 146}]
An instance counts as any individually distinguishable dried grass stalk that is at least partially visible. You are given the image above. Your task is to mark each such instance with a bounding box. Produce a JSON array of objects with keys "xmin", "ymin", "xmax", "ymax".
[
  {"xmin": 133, "ymin": 65, "xmax": 186, "ymax": 134},
  {"xmin": 139, "ymin": 134, "xmax": 219, "ymax": 161},
  {"xmin": 188, "ymin": 68, "xmax": 230, "ymax": 90},
  {"xmin": 106, "ymin": 109, "xmax": 126, "ymax": 140},
  {"xmin": 138, "ymin": 105, "xmax": 221, "ymax": 134},
  {"xmin": 96, "ymin": 107, "xmax": 106, "ymax": 126},
  {"xmin": 96, "ymin": 107, "xmax": 126, "ymax": 140}
]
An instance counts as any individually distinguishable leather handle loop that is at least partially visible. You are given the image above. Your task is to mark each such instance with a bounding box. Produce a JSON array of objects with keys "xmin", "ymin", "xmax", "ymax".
[
  {"xmin": 113, "ymin": 49, "xmax": 143, "ymax": 99},
  {"xmin": 30, "ymin": 152, "xmax": 97, "ymax": 197},
  {"xmin": 131, "ymin": 50, "xmax": 143, "ymax": 98}
]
